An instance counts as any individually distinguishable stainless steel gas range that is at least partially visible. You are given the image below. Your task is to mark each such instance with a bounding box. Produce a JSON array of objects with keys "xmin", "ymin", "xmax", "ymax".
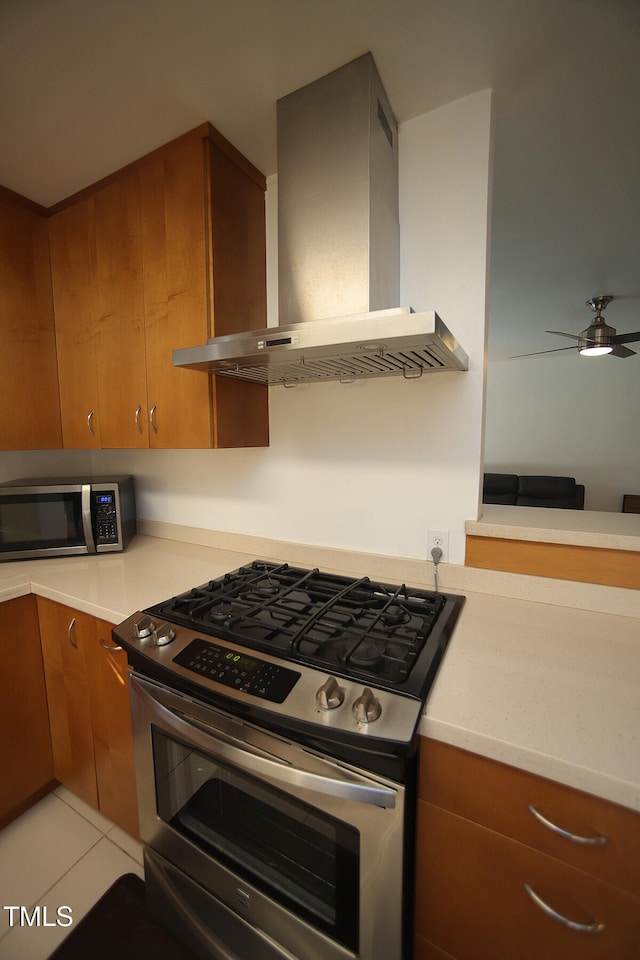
[{"xmin": 113, "ymin": 560, "xmax": 465, "ymax": 960}]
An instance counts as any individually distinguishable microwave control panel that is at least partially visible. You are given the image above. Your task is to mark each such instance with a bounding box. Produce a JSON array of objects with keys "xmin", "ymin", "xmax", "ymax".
[{"xmin": 93, "ymin": 491, "xmax": 119, "ymax": 544}]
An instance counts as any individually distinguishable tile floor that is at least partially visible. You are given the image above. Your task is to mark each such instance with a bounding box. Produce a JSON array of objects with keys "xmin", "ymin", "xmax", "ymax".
[{"xmin": 0, "ymin": 786, "xmax": 144, "ymax": 960}]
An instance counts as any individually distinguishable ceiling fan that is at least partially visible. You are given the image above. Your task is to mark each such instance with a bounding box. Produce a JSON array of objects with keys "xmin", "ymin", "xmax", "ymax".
[{"xmin": 512, "ymin": 295, "xmax": 640, "ymax": 359}]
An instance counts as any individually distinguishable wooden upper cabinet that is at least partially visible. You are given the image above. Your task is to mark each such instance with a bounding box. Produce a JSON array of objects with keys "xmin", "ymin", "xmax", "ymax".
[
  {"xmin": 49, "ymin": 195, "xmax": 101, "ymax": 448},
  {"xmin": 139, "ymin": 126, "xmax": 269, "ymax": 448},
  {"xmin": 0, "ymin": 187, "xmax": 62, "ymax": 449},
  {"xmin": 93, "ymin": 172, "xmax": 148, "ymax": 448},
  {"xmin": 49, "ymin": 123, "xmax": 269, "ymax": 450},
  {"xmin": 139, "ymin": 131, "xmax": 213, "ymax": 448}
]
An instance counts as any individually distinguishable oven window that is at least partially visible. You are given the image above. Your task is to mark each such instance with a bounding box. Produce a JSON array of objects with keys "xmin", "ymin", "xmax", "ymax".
[{"xmin": 152, "ymin": 727, "xmax": 359, "ymax": 952}]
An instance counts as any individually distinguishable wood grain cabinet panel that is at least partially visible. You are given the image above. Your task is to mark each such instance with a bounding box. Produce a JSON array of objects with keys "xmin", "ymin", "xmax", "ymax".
[
  {"xmin": 138, "ymin": 130, "xmax": 215, "ymax": 448},
  {"xmin": 92, "ymin": 172, "xmax": 148, "ymax": 449},
  {"xmin": 0, "ymin": 595, "xmax": 54, "ymax": 828},
  {"xmin": 0, "ymin": 188, "xmax": 62, "ymax": 449},
  {"xmin": 48, "ymin": 195, "xmax": 101, "ymax": 448},
  {"xmin": 49, "ymin": 123, "xmax": 269, "ymax": 451},
  {"xmin": 36, "ymin": 597, "xmax": 139, "ymax": 837},
  {"xmin": 419, "ymin": 738, "xmax": 640, "ymax": 896},
  {"xmin": 415, "ymin": 738, "xmax": 640, "ymax": 960},
  {"xmin": 84, "ymin": 619, "xmax": 139, "ymax": 838},
  {"xmin": 37, "ymin": 597, "xmax": 98, "ymax": 809},
  {"xmin": 416, "ymin": 800, "xmax": 640, "ymax": 960}
]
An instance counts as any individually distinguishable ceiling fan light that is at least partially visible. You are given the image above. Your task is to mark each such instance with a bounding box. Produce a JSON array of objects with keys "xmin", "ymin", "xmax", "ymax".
[
  {"xmin": 578, "ymin": 320, "xmax": 615, "ymax": 356},
  {"xmin": 579, "ymin": 343, "xmax": 613, "ymax": 356}
]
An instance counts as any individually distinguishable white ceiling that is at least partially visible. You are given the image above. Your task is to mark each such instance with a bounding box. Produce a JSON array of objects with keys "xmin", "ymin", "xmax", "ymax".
[{"xmin": 1, "ymin": 0, "xmax": 639, "ymax": 357}]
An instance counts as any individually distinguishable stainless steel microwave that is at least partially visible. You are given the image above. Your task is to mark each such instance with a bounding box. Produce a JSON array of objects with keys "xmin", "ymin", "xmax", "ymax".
[{"xmin": 0, "ymin": 476, "xmax": 136, "ymax": 561}]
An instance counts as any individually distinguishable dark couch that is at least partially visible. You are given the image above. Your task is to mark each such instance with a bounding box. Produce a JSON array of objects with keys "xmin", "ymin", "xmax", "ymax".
[{"xmin": 483, "ymin": 473, "xmax": 585, "ymax": 510}]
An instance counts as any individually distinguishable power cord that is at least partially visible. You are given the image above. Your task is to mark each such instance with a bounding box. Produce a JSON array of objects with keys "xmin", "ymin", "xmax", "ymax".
[{"xmin": 431, "ymin": 546, "xmax": 443, "ymax": 591}]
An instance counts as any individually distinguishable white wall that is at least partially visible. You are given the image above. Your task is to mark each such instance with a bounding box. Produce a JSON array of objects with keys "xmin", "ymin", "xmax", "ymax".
[
  {"xmin": 4, "ymin": 90, "xmax": 493, "ymax": 567},
  {"xmin": 484, "ymin": 353, "xmax": 640, "ymax": 512}
]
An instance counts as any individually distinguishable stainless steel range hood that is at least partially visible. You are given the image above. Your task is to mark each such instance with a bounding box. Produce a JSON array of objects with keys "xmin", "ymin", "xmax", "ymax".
[
  {"xmin": 173, "ymin": 307, "xmax": 467, "ymax": 384},
  {"xmin": 173, "ymin": 54, "xmax": 469, "ymax": 385}
]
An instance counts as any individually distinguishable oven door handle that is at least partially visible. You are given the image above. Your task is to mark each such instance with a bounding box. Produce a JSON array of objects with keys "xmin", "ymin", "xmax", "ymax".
[{"xmin": 143, "ymin": 686, "xmax": 398, "ymax": 810}]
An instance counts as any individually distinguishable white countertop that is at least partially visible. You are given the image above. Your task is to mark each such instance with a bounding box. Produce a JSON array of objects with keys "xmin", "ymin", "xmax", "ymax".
[
  {"xmin": 467, "ymin": 503, "xmax": 640, "ymax": 552},
  {"xmin": 2, "ymin": 533, "xmax": 639, "ymax": 813}
]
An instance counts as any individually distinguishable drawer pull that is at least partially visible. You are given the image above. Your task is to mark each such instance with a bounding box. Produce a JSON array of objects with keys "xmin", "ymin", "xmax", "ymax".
[
  {"xmin": 524, "ymin": 884, "xmax": 605, "ymax": 933},
  {"xmin": 527, "ymin": 805, "xmax": 609, "ymax": 845},
  {"xmin": 68, "ymin": 616, "xmax": 78, "ymax": 649},
  {"xmin": 99, "ymin": 636, "xmax": 123, "ymax": 652}
]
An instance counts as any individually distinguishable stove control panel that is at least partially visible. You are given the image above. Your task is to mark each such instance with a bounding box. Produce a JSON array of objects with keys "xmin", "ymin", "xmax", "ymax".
[{"xmin": 173, "ymin": 637, "xmax": 300, "ymax": 704}]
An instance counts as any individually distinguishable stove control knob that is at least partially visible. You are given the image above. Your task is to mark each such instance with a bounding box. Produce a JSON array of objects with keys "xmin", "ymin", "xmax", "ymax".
[
  {"xmin": 352, "ymin": 687, "xmax": 382, "ymax": 724},
  {"xmin": 316, "ymin": 676, "xmax": 345, "ymax": 711},
  {"xmin": 152, "ymin": 622, "xmax": 176, "ymax": 647},
  {"xmin": 133, "ymin": 615, "xmax": 155, "ymax": 640}
]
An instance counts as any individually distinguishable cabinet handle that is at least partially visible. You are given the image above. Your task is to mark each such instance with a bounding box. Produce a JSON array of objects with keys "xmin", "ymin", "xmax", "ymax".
[
  {"xmin": 68, "ymin": 617, "xmax": 78, "ymax": 649},
  {"xmin": 524, "ymin": 884, "xmax": 605, "ymax": 933},
  {"xmin": 99, "ymin": 636, "xmax": 123, "ymax": 652},
  {"xmin": 87, "ymin": 410, "xmax": 95, "ymax": 437},
  {"xmin": 135, "ymin": 404, "xmax": 143, "ymax": 434},
  {"xmin": 527, "ymin": 805, "xmax": 609, "ymax": 845},
  {"xmin": 149, "ymin": 403, "xmax": 158, "ymax": 434}
]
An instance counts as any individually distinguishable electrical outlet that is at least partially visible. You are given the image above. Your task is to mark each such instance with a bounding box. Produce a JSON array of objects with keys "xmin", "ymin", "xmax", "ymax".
[{"xmin": 427, "ymin": 529, "xmax": 449, "ymax": 563}]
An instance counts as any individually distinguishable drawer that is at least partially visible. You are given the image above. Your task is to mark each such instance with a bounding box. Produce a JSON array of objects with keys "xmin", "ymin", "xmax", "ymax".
[
  {"xmin": 415, "ymin": 800, "xmax": 640, "ymax": 960},
  {"xmin": 419, "ymin": 738, "xmax": 640, "ymax": 896}
]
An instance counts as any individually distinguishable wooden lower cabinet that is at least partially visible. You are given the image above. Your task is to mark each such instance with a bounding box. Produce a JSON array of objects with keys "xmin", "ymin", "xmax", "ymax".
[
  {"xmin": 0, "ymin": 595, "xmax": 54, "ymax": 827},
  {"xmin": 37, "ymin": 597, "xmax": 139, "ymax": 837},
  {"xmin": 415, "ymin": 738, "xmax": 640, "ymax": 960},
  {"xmin": 85, "ymin": 617, "xmax": 140, "ymax": 838}
]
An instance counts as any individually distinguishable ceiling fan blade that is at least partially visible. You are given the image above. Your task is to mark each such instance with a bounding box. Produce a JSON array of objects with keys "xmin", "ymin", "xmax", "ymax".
[
  {"xmin": 610, "ymin": 343, "xmax": 636, "ymax": 358},
  {"xmin": 510, "ymin": 345, "xmax": 578, "ymax": 358},
  {"xmin": 612, "ymin": 331, "xmax": 640, "ymax": 344},
  {"xmin": 545, "ymin": 330, "xmax": 581, "ymax": 340}
]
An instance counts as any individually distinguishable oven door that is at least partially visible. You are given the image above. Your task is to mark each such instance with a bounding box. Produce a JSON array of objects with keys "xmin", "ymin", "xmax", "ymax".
[{"xmin": 130, "ymin": 673, "xmax": 407, "ymax": 960}]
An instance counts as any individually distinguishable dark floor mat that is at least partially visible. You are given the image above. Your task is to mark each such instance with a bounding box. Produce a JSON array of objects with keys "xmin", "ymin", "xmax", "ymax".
[{"xmin": 48, "ymin": 873, "xmax": 198, "ymax": 960}]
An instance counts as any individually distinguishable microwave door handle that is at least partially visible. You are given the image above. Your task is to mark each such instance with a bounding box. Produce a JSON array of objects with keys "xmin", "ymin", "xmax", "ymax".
[
  {"xmin": 81, "ymin": 484, "xmax": 96, "ymax": 554},
  {"xmin": 141, "ymin": 687, "xmax": 396, "ymax": 810}
]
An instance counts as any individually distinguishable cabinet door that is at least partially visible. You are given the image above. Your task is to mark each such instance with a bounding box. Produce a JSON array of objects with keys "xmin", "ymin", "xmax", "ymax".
[
  {"xmin": 0, "ymin": 595, "xmax": 54, "ymax": 827},
  {"xmin": 37, "ymin": 597, "xmax": 98, "ymax": 809},
  {"xmin": 0, "ymin": 189, "xmax": 62, "ymax": 449},
  {"xmin": 84, "ymin": 618, "xmax": 140, "ymax": 838},
  {"xmin": 93, "ymin": 173, "xmax": 148, "ymax": 448},
  {"xmin": 139, "ymin": 128, "xmax": 269, "ymax": 449},
  {"xmin": 49, "ymin": 196, "xmax": 101, "ymax": 448},
  {"xmin": 420, "ymin": 738, "xmax": 640, "ymax": 897},
  {"xmin": 139, "ymin": 133, "xmax": 214, "ymax": 448},
  {"xmin": 207, "ymin": 139, "xmax": 269, "ymax": 449},
  {"xmin": 416, "ymin": 800, "xmax": 640, "ymax": 960}
]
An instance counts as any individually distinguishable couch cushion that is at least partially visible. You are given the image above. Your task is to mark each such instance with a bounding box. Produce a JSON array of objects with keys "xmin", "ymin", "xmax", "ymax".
[
  {"xmin": 517, "ymin": 475, "xmax": 578, "ymax": 508},
  {"xmin": 483, "ymin": 473, "xmax": 518, "ymax": 504}
]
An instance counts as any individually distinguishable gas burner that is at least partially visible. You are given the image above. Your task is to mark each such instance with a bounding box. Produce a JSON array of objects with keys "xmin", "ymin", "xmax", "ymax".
[
  {"xmin": 250, "ymin": 579, "xmax": 281, "ymax": 599},
  {"xmin": 208, "ymin": 605, "xmax": 233, "ymax": 624},
  {"xmin": 381, "ymin": 604, "xmax": 410, "ymax": 627},
  {"xmin": 349, "ymin": 639, "xmax": 387, "ymax": 668}
]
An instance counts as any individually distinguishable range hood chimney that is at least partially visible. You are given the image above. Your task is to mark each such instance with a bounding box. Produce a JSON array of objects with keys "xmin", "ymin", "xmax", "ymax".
[{"xmin": 173, "ymin": 54, "xmax": 468, "ymax": 384}]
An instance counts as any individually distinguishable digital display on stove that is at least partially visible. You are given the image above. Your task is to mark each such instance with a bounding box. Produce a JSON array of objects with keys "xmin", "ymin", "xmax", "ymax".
[
  {"xmin": 173, "ymin": 637, "xmax": 300, "ymax": 704},
  {"xmin": 223, "ymin": 651, "xmax": 257, "ymax": 670}
]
